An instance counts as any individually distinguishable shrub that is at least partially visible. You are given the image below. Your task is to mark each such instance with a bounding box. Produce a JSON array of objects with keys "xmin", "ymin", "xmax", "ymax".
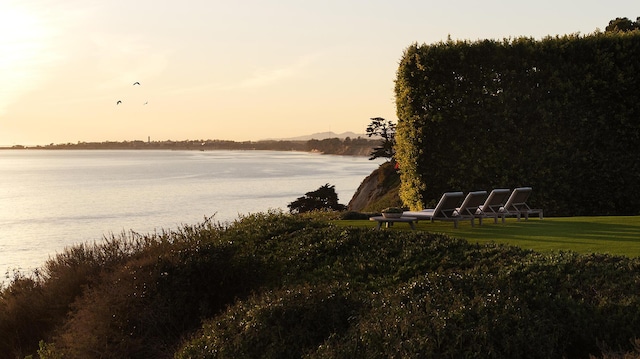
[
  {"xmin": 288, "ymin": 184, "xmax": 347, "ymax": 214},
  {"xmin": 177, "ymin": 283, "xmax": 361, "ymax": 359},
  {"xmin": 339, "ymin": 211, "xmax": 372, "ymax": 220},
  {"xmin": 3, "ymin": 213, "xmax": 640, "ymax": 358},
  {"xmin": 47, "ymin": 223, "xmax": 265, "ymax": 358},
  {"xmin": 395, "ymin": 32, "xmax": 640, "ymax": 215}
]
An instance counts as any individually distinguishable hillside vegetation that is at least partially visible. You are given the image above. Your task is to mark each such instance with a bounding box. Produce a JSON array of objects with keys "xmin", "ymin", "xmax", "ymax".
[
  {"xmin": 2, "ymin": 212, "xmax": 640, "ymax": 359},
  {"xmin": 347, "ymin": 161, "xmax": 402, "ymax": 212}
]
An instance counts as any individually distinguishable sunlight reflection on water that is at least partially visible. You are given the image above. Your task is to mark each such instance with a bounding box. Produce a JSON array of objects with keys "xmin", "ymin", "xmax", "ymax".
[{"xmin": 0, "ymin": 150, "xmax": 382, "ymax": 273}]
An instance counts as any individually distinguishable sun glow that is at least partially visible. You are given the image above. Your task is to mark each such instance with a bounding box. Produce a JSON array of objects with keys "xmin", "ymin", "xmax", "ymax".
[{"xmin": 0, "ymin": 3, "xmax": 54, "ymax": 114}]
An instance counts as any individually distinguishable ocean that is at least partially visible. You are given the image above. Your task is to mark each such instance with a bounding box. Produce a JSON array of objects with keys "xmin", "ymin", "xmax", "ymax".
[{"xmin": 0, "ymin": 150, "xmax": 381, "ymax": 273}]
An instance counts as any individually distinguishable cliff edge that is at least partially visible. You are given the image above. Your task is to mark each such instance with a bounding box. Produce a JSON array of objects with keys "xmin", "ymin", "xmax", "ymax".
[{"xmin": 348, "ymin": 161, "xmax": 403, "ymax": 212}]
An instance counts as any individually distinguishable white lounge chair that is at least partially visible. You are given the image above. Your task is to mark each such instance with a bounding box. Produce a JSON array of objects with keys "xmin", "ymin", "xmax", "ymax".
[
  {"xmin": 476, "ymin": 188, "xmax": 511, "ymax": 224},
  {"xmin": 403, "ymin": 191, "xmax": 466, "ymax": 228},
  {"xmin": 454, "ymin": 191, "xmax": 489, "ymax": 226},
  {"xmin": 502, "ymin": 187, "xmax": 543, "ymax": 220}
]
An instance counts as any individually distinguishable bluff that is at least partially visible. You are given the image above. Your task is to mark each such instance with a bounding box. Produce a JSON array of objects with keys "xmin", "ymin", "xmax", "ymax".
[{"xmin": 348, "ymin": 161, "xmax": 402, "ymax": 212}]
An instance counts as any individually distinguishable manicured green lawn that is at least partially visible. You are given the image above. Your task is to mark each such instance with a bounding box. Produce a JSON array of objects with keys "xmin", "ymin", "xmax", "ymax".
[{"xmin": 337, "ymin": 216, "xmax": 640, "ymax": 257}]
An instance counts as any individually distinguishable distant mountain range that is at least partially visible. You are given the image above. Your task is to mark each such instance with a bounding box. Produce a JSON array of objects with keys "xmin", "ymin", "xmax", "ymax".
[{"xmin": 264, "ymin": 131, "xmax": 368, "ymax": 141}]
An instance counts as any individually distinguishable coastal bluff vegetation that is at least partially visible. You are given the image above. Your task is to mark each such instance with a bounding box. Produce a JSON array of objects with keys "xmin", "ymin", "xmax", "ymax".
[
  {"xmin": 4, "ymin": 24, "xmax": 640, "ymax": 358},
  {"xmin": 2, "ymin": 213, "xmax": 640, "ymax": 358}
]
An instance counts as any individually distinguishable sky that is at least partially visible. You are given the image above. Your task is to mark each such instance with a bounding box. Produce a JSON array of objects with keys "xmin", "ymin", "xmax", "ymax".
[{"xmin": 0, "ymin": 0, "xmax": 638, "ymax": 146}]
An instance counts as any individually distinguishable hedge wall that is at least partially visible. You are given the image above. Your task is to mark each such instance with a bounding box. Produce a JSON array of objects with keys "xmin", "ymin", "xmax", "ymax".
[{"xmin": 394, "ymin": 31, "xmax": 640, "ymax": 216}]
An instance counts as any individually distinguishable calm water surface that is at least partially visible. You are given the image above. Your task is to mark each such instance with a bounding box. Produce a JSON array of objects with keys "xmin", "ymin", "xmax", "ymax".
[{"xmin": 0, "ymin": 150, "xmax": 380, "ymax": 273}]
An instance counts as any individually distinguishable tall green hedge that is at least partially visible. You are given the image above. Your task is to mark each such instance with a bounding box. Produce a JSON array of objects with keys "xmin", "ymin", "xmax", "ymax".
[{"xmin": 395, "ymin": 31, "xmax": 640, "ymax": 215}]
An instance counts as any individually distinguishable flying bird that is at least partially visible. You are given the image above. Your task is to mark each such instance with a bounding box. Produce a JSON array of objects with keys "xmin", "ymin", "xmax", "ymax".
[
  {"xmin": 133, "ymin": 82, "xmax": 140, "ymax": 85},
  {"xmin": 116, "ymin": 100, "xmax": 122, "ymax": 105}
]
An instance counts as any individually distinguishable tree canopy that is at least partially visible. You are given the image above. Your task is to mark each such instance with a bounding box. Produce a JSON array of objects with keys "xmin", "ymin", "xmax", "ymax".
[
  {"xmin": 605, "ymin": 17, "xmax": 640, "ymax": 32},
  {"xmin": 287, "ymin": 184, "xmax": 347, "ymax": 214},
  {"xmin": 365, "ymin": 117, "xmax": 396, "ymax": 161}
]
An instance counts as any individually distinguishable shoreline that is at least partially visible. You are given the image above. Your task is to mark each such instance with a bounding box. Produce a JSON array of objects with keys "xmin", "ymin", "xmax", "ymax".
[{"xmin": 0, "ymin": 138, "xmax": 378, "ymax": 157}]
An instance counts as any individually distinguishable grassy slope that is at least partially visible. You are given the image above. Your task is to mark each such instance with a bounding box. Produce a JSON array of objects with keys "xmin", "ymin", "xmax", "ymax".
[
  {"xmin": 338, "ymin": 216, "xmax": 640, "ymax": 257},
  {"xmin": 3, "ymin": 213, "xmax": 640, "ymax": 358},
  {"xmin": 176, "ymin": 213, "xmax": 640, "ymax": 358}
]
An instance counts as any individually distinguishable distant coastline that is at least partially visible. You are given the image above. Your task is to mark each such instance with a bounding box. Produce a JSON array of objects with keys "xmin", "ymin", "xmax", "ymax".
[{"xmin": 0, "ymin": 137, "xmax": 379, "ymax": 157}]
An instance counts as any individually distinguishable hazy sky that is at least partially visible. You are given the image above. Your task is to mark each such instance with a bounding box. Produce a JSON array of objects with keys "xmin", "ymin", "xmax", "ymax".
[{"xmin": 1, "ymin": 0, "xmax": 637, "ymax": 145}]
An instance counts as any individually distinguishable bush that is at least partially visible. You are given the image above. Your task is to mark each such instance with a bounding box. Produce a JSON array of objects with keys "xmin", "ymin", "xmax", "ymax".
[
  {"xmin": 288, "ymin": 184, "xmax": 347, "ymax": 214},
  {"xmin": 177, "ymin": 283, "xmax": 361, "ymax": 359},
  {"xmin": 339, "ymin": 211, "xmax": 372, "ymax": 220},
  {"xmin": 3, "ymin": 213, "xmax": 640, "ymax": 358},
  {"xmin": 395, "ymin": 32, "xmax": 640, "ymax": 215}
]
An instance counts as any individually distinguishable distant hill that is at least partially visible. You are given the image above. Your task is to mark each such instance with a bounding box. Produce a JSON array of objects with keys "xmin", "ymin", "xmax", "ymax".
[{"xmin": 264, "ymin": 131, "xmax": 367, "ymax": 141}]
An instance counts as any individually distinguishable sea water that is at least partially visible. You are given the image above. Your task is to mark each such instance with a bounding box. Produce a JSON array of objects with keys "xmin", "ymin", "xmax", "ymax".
[{"xmin": 0, "ymin": 150, "xmax": 381, "ymax": 273}]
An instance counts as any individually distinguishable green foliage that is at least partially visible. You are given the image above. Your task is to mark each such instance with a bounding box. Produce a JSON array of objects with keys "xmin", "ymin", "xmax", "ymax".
[
  {"xmin": 287, "ymin": 183, "xmax": 347, "ymax": 214},
  {"xmin": 358, "ymin": 161, "xmax": 403, "ymax": 212},
  {"xmin": 175, "ymin": 217, "xmax": 640, "ymax": 358},
  {"xmin": 394, "ymin": 32, "xmax": 640, "ymax": 215},
  {"xmin": 363, "ymin": 188, "xmax": 403, "ymax": 212},
  {"xmin": 3, "ymin": 213, "xmax": 640, "ymax": 358},
  {"xmin": 36, "ymin": 340, "xmax": 63, "ymax": 359},
  {"xmin": 606, "ymin": 17, "xmax": 640, "ymax": 32},
  {"xmin": 338, "ymin": 211, "xmax": 366, "ymax": 220},
  {"xmin": 365, "ymin": 117, "xmax": 397, "ymax": 160},
  {"xmin": 0, "ymin": 274, "xmax": 47, "ymax": 359},
  {"xmin": 0, "ymin": 218, "xmax": 264, "ymax": 359},
  {"xmin": 177, "ymin": 283, "xmax": 359, "ymax": 359}
]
